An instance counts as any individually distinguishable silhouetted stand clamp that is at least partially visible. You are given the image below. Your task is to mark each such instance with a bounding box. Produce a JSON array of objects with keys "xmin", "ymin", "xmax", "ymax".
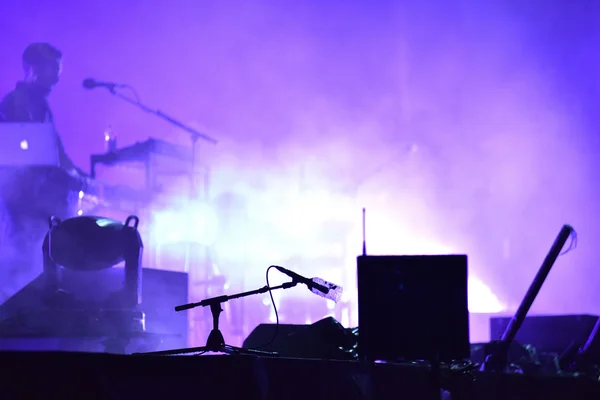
[
  {"xmin": 42, "ymin": 215, "xmax": 144, "ymax": 353},
  {"xmin": 136, "ymin": 282, "xmax": 298, "ymax": 356}
]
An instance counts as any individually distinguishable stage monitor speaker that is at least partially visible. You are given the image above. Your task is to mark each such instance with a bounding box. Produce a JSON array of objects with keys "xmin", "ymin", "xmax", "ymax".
[
  {"xmin": 243, "ymin": 317, "xmax": 357, "ymax": 360},
  {"xmin": 490, "ymin": 314, "xmax": 599, "ymax": 354},
  {"xmin": 357, "ymin": 255, "xmax": 470, "ymax": 362},
  {"xmin": 0, "ymin": 267, "xmax": 188, "ymax": 352}
]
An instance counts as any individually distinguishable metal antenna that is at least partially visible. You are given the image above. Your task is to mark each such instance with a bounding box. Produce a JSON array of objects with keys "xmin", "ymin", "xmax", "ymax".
[{"xmin": 362, "ymin": 208, "xmax": 367, "ymax": 256}]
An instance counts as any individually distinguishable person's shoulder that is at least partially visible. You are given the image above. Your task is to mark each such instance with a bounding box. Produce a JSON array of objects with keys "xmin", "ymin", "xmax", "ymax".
[
  {"xmin": 0, "ymin": 86, "xmax": 19, "ymax": 104},
  {"xmin": 0, "ymin": 87, "xmax": 18, "ymax": 107},
  {"xmin": 0, "ymin": 87, "xmax": 20, "ymax": 122},
  {"xmin": 0, "ymin": 93, "xmax": 12, "ymax": 122}
]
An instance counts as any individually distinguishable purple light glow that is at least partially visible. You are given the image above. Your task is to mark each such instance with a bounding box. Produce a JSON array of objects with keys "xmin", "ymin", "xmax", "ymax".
[{"xmin": 1, "ymin": 1, "xmax": 600, "ymax": 348}]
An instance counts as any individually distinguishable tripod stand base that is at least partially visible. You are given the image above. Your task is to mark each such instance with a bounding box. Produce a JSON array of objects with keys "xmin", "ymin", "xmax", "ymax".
[{"xmin": 134, "ymin": 344, "xmax": 278, "ymax": 356}]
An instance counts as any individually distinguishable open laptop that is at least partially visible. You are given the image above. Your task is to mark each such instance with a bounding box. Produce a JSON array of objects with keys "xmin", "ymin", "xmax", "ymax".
[{"xmin": 0, "ymin": 123, "xmax": 60, "ymax": 167}]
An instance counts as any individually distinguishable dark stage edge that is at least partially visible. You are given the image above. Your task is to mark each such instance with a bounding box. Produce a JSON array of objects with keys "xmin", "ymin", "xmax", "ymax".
[{"xmin": 1, "ymin": 351, "xmax": 599, "ymax": 400}]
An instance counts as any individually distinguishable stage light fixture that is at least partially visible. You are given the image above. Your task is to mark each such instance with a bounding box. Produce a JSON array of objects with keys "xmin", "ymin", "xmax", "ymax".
[{"xmin": 42, "ymin": 215, "xmax": 143, "ymax": 309}]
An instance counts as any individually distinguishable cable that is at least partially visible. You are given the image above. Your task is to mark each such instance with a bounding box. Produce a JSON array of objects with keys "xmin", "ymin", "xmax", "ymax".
[
  {"xmin": 251, "ymin": 265, "xmax": 280, "ymax": 350},
  {"xmin": 560, "ymin": 228, "xmax": 578, "ymax": 256},
  {"xmin": 123, "ymin": 85, "xmax": 141, "ymax": 103},
  {"xmin": 47, "ymin": 216, "xmax": 60, "ymax": 265}
]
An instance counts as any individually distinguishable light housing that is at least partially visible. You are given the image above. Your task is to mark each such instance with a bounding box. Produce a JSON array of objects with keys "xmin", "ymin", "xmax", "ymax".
[{"xmin": 42, "ymin": 215, "xmax": 143, "ymax": 308}]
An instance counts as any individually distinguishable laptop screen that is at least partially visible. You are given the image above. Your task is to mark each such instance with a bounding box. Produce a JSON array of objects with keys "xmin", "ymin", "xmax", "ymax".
[{"xmin": 0, "ymin": 123, "xmax": 60, "ymax": 167}]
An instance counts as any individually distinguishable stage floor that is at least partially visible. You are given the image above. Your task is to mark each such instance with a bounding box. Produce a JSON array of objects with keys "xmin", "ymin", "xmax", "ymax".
[{"xmin": 1, "ymin": 351, "xmax": 599, "ymax": 400}]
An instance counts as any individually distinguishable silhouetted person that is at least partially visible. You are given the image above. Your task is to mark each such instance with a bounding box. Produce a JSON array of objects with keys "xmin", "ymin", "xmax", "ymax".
[
  {"xmin": 0, "ymin": 42, "xmax": 81, "ymax": 172},
  {"xmin": 0, "ymin": 43, "xmax": 84, "ymax": 300},
  {"xmin": 0, "ymin": 42, "xmax": 61, "ymax": 122}
]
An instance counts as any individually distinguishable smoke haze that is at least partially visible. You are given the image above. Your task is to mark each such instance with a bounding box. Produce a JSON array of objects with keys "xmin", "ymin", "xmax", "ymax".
[{"xmin": 1, "ymin": 0, "xmax": 600, "ymax": 344}]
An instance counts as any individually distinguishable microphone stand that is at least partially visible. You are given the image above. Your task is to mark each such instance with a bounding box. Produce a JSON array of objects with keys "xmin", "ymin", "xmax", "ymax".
[
  {"xmin": 107, "ymin": 87, "xmax": 217, "ymax": 200},
  {"xmin": 480, "ymin": 225, "xmax": 574, "ymax": 372},
  {"xmin": 563, "ymin": 315, "xmax": 600, "ymax": 374},
  {"xmin": 134, "ymin": 281, "xmax": 298, "ymax": 356}
]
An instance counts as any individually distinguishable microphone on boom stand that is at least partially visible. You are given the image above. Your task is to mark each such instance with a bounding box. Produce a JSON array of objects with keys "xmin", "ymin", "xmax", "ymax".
[
  {"xmin": 82, "ymin": 78, "xmax": 127, "ymax": 91},
  {"xmin": 273, "ymin": 265, "xmax": 343, "ymax": 303},
  {"xmin": 135, "ymin": 265, "xmax": 344, "ymax": 356}
]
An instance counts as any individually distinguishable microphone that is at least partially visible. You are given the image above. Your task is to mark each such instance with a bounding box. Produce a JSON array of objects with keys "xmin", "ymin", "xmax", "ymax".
[
  {"xmin": 274, "ymin": 266, "xmax": 343, "ymax": 303},
  {"xmin": 82, "ymin": 78, "xmax": 126, "ymax": 91}
]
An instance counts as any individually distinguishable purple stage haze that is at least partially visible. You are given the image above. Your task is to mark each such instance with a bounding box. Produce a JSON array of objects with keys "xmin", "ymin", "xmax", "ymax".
[{"xmin": 1, "ymin": 1, "xmax": 600, "ymax": 346}]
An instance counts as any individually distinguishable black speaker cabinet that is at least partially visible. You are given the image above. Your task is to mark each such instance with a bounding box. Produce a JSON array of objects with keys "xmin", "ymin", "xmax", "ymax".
[{"xmin": 357, "ymin": 255, "xmax": 470, "ymax": 362}]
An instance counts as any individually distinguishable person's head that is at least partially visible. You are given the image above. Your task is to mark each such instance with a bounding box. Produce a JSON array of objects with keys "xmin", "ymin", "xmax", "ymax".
[{"xmin": 22, "ymin": 43, "xmax": 62, "ymax": 89}]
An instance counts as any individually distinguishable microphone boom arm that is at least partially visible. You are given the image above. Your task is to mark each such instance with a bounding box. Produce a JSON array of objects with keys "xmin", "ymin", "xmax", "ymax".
[
  {"xmin": 175, "ymin": 281, "xmax": 298, "ymax": 312},
  {"xmin": 108, "ymin": 89, "xmax": 217, "ymax": 145},
  {"xmin": 100, "ymin": 85, "xmax": 217, "ymax": 199}
]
